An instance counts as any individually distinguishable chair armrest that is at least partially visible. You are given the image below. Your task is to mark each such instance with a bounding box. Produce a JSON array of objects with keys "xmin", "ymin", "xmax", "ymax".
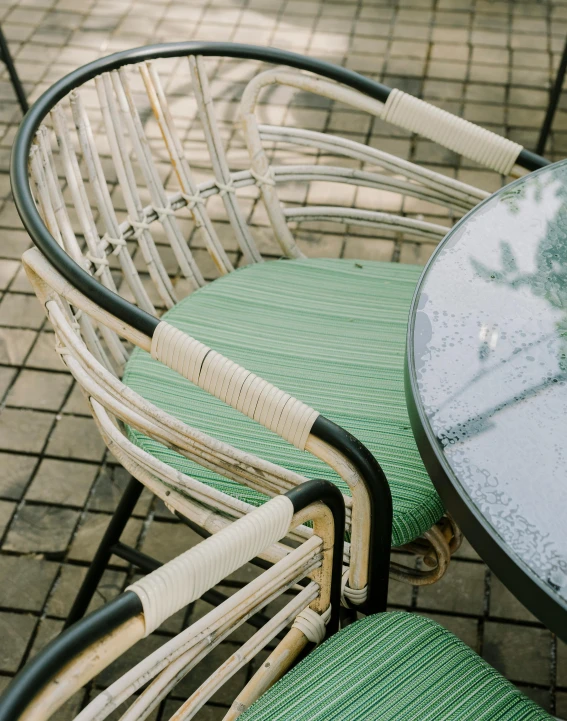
[
  {"xmin": 25, "ymin": 248, "xmax": 392, "ymax": 618},
  {"xmin": 128, "ymin": 494, "xmax": 294, "ymax": 636},
  {"xmin": 381, "ymin": 89, "xmax": 522, "ymax": 176},
  {"xmin": 151, "ymin": 320, "xmax": 319, "ymax": 451},
  {"xmin": 240, "ymin": 68, "xmax": 523, "ymax": 176},
  {"xmin": 151, "ymin": 320, "xmax": 392, "ymax": 616},
  {"xmin": 0, "ymin": 480, "xmax": 345, "ymax": 721}
]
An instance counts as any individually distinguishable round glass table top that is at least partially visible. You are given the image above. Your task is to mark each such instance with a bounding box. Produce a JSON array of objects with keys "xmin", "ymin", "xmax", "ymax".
[{"xmin": 407, "ymin": 160, "xmax": 567, "ymax": 627}]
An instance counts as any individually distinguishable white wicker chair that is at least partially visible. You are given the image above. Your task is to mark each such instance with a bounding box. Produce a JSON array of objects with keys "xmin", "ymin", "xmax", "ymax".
[
  {"xmin": 11, "ymin": 42, "xmax": 548, "ymax": 624},
  {"xmin": 0, "ymin": 480, "xmax": 553, "ymax": 721}
]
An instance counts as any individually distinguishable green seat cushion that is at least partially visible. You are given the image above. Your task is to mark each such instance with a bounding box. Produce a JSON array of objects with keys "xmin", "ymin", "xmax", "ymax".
[
  {"xmin": 123, "ymin": 257, "xmax": 444, "ymax": 547},
  {"xmin": 240, "ymin": 611, "xmax": 552, "ymax": 721}
]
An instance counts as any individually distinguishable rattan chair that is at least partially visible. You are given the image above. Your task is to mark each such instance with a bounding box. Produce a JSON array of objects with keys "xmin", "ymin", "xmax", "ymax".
[
  {"xmin": 11, "ymin": 42, "xmax": 549, "ymax": 624},
  {"xmin": 0, "ymin": 479, "xmax": 552, "ymax": 721}
]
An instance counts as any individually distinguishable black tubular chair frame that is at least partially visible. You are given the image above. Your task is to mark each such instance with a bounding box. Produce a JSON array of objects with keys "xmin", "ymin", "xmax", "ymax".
[{"xmin": 0, "ymin": 25, "xmax": 28, "ymax": 114}]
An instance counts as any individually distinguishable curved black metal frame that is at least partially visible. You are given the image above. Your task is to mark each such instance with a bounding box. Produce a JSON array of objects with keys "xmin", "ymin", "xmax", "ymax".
[
  {"xmin": 311, "ymin": 417, "xmax": 392, "ymax": 615},
  {"xmin": 286, "ymin": 478, "xmax": 345, "ymax": 634},
  {"xmin": 11, "ymin": 42, "xmax": 549, "ymax": 337},
  {"xmin": 536, "ymin": 35, "xmax": 567, "ymax": 156},
  {"xmin": 404, "ymin": 161, "xmax": 567, "ymax": 643},
  {"xmin": 0, "ymin": 479, "xmax": 345, "ymax": 721},
  {"xmin": 0, "ymin": 591, "xmax": 142, "ymax": 721}
]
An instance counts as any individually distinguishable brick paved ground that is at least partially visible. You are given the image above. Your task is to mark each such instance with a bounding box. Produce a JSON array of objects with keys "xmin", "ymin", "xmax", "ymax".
[{"xmin": 0, "ymin": 0, "xmax": 566, "ymax": 718}]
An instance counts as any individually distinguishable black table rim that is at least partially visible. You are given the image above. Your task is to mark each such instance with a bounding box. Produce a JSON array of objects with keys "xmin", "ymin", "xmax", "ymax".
[{"xmin": 405, "ymin": 160, "xmax": 567, "ymax": 643}]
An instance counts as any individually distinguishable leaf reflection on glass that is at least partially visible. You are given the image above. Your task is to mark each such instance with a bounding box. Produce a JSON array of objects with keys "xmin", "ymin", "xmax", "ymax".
[{"xmin": 471, "ymin": 179, "xmax": 567, "ymax": 372}]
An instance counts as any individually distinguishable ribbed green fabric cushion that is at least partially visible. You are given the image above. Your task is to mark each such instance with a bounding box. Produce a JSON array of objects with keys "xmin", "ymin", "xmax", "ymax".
[
  {"xmin": 240, "ymin": 612, "xmax": 552, "ymax": 721},
  {"xmin": 123, "ymin": 258, "xmax": 444, "ymax": 547}
]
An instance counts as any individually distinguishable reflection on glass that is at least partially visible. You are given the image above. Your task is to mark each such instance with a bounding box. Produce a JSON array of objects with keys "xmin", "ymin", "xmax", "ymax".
[
  {"xmin": 471, "ymin": 173, "xmax": 567, "ymax": 373},
  {"xmin": 414, "ymin": 161, "xmax": 567, "ymax": 601}
]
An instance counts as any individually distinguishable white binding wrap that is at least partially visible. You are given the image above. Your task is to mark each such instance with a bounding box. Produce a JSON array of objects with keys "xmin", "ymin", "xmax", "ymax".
[
  {"xmin": 127, "ymin": 495, "xmax": 294, "ymax": 635},
  {"xmin": 291, "ymin": 605, "xmax": 331, "ymax": 645},
  {"xmin": 382, "ymin": 89, "xmax": 523, "ymax": 176},
  {"xmin": 151, "ymin": 320, "xmax": 320, "ymax": 450},
  {"xmin": 341, "ymin": 567, "xmax": 368, "ymax": 607}
]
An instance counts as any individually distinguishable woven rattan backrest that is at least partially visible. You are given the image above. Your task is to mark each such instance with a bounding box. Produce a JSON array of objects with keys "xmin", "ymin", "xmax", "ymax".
[{"xmin": 28, "ymin": 53, "xmax": 486, "ymax": 375}]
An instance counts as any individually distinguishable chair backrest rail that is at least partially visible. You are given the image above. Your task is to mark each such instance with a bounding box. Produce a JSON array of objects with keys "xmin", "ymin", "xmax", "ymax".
[{"xmin": 12, "ymin": 43, "xmax": 547, "ymax": 342}]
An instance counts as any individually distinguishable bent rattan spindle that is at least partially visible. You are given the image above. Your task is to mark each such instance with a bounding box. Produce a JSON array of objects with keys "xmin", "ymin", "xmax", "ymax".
[
  {"xmin": 32, "ymin": 129, "xmax": 127, "ymax": 372},
  {"xmin": 12, "ymin": 42, "xmax": 550, "ymax": 622},
  {"xmin": 187, "ymin": 55, "xmax": 264, "ymax": 264},
  {"xmin": 70, "ymin": 87, "xmax": 159, "ymax": 313},
  {"xmin": 95, "ymin": 72, "xmax": 179, "ymax": 307},
  {"xmin": 138, "ymin": 61, "xmax": 235, "ymax": 275},
  {"xmin": 113, "ymin": 68, "xmax": 206, "ymax": 290}
]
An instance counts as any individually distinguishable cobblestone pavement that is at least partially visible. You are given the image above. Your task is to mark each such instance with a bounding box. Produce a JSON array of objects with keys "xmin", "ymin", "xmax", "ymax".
[{"xmin": 0, "ymin": 0, "xmax": 566, "ymax": 718}]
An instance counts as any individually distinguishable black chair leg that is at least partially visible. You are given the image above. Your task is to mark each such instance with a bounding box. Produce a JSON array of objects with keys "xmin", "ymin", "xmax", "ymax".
[
  {"xmin": 339, "ymin": 605, "xmax": 358, "ymax": 628},
  {"xmin": 0, "ymin": 26, "xmax": 28, "ymax": 114},
  {"xmin": 64, "ymin": 477, "xmax": 143, "ymax": 628},
  {"xmin": 537, "ymin": 35, "xmax": 567, "ymax": 156}
]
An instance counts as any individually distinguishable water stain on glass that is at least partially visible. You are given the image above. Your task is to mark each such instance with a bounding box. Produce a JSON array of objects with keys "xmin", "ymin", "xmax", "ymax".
[{"xmin": 412, "ymin": 160, "xmax": 567, "ymax": 602}]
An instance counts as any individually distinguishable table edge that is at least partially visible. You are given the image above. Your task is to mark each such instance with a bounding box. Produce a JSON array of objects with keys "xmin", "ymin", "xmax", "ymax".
[{"xmin": 404, "ymin": 166, "xmax": 567, "ymax": 640}]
